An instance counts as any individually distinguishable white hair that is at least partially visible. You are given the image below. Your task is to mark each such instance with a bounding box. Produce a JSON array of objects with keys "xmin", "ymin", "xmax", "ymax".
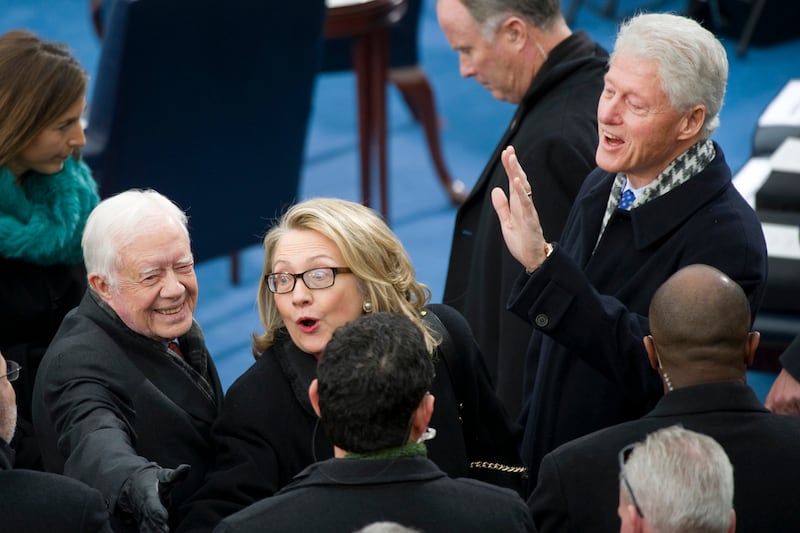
[
  {"xmin": 81, "ymin": 189, "xmax": 190, "ymax": 287},
  {"xmin": 613, "ymin": 13, "xmax": 728, "ymax": 139},
  {"xmin": 621, "ymin": 425, "xmax": 734, "ymax": 533}
]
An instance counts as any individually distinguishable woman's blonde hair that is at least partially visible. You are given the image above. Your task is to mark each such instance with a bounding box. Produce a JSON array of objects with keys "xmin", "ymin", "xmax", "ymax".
[
  {"xmin": 254, "ymin": 198, "xmax": 439, "ymax": 354},
  {"xmin": 0, "ymin": 30, "xmax": 88, "ymax": 168}
]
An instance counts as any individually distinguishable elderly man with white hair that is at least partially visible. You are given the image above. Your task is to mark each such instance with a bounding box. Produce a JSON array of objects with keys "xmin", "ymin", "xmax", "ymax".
[{"xmin": 33, "ymin": 189, "xmax": 223, "ymax": 533}]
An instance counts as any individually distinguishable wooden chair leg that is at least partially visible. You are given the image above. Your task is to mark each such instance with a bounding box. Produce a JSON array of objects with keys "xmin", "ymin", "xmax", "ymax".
[
  {"xmin": 737, "ymin": 0, "xmax": 768, "ymax": 57},
  {"xmin": 390, "ymin": 66, "xmax": 467, "ymax": 206},
  {"xmin": 230, "ymin": 252, "xmax": 240, "ymax": 286}
]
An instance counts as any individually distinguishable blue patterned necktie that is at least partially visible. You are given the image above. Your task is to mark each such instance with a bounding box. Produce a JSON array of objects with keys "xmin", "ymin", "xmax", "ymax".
[{"xmin": 618, "ymin": 189, "xmax": 636, "ymax": 211}]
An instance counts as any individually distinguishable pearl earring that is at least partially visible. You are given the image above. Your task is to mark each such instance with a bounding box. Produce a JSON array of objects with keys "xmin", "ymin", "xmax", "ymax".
[{"xmin": 362, "ymin": 301, "xmax": 373, "ymax": 313}]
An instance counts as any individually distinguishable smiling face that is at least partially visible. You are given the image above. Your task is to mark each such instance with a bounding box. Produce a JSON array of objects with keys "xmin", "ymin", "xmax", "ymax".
[
  {"xmin": 271, "ymin": 228, "xmax": 364, "ymax": 357},
  {"xmin": 595, "ymin": 50, "xmax": 703, "ymax": 187},
  {"xmin": 437, "ymin": 0, "xmax": 524, "ymax": 103},
  {"xmin": 6, "ymin": 95, "xmax": 86, "ymax": 178},
  {"xmin": 91, "ymin": 217, "xmax": 197, "ymax": 342}
]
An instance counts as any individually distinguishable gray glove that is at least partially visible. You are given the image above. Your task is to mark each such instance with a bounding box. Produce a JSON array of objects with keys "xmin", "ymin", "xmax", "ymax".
[{"xmin": 118, "ymin": 464, "xmax": 191, "ymax": 533}]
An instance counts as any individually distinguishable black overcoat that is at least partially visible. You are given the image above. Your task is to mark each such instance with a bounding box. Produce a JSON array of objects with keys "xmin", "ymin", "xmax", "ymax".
[
  {"xmin": 32, "ymin": 290, "xmax": 224, "ymax": 532},
  {"xmin": 443, "ymin": 31, "xmax": 608, "ymax": 417}
]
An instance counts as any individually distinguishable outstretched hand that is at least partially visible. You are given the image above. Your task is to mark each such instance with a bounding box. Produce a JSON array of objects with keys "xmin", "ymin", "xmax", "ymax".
[
  {"xmin": 119, "ymin": 463, "xmax": 191, "ymax": 533},
  {"xmin": 491, "ymin": 146, "xmax": 548, "ymax": 271},
  {"xmin": 766, "ymin": 369, "xmax": 800, "ymax": 415}
]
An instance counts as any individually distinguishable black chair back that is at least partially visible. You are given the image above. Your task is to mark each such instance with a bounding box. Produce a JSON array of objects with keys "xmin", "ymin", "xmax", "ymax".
[{"xmin": 84, "ymin": 0, "xmax": 326, "ymax": 261}]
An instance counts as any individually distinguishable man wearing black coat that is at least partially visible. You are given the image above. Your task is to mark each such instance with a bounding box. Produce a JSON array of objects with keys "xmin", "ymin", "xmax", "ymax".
[
  {"xmin": 215, "ymin": 313, "xmax": 533, "ymax": 533},
  {"xmin": 0, "ymin": 353, "xmax": 112, "ymax": 532},
  {"xmin": 438, "ymin": 0, "xmax": 607, "ymax": 417},
  {"xmin": 492, "ymin": 13, "xmax": 767, "ymax": 488},
  {"xmin": 32, "ymin": 190, "xmax": 224, "ymax": 532},
  {"xmin": 530, "ymin": 265, "xmax": 800, "ymax": 533}
]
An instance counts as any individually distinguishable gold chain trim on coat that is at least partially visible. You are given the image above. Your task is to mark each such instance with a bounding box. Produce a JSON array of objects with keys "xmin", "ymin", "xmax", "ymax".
[{"xmin": 469, "ymin": 461, "xmax": 528, "ymax": 478}]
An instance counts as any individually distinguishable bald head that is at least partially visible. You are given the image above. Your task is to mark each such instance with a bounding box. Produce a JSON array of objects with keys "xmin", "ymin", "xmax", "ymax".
[{"xmin": 648, "ymin": 265, "xmax": 755, "ymax": 382}]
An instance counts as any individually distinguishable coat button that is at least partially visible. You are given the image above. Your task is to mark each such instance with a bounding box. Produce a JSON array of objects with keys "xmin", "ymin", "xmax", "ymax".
[{"xmin": 535, "ymin": 314, "xmax": 549, "ymax": 328}]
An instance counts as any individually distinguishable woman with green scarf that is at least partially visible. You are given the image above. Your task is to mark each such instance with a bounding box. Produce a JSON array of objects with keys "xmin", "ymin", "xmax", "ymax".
[{"xmin": 0, "ymin": 29, "xmax": 99, "ymax": 470}]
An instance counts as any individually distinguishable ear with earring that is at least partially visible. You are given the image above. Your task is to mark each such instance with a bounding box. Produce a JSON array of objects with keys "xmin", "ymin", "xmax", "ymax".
[
  {"xmin": 647, "ymin": 335, "xmax": 674, "ymax": 392},
  {"xmin": 362, "ymin": 301, "xmax": 373, "ymax": 313}
]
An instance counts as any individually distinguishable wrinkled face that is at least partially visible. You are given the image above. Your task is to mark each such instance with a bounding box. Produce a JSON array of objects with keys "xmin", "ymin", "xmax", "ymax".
[
  {"xmin": 272, "ymin": 228, "xmax": 364, "ymax": 357},
  {"xmin": 437, "ymin": 0, "xmax": 521, "ymax": 103},
  {"xmin": 0, "ymin": 355, "xmax": 17, "ymax": 445},
  {"xmin": 596, "ymin": 50, "xmax": 693, "ymax": 186},
  {"xmin": 7, "ymin": 96, "xmax": 87, "ymax": 178},
  {"xmin": 97, "ymin": 218, "xmax": 197, "ymax": 342}
]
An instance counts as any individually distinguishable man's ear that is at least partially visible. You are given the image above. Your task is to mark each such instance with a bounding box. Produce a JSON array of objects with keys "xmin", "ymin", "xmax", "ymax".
[
  {"xmin": 308, "ymin": 379, "xmax": 321, "ymax": 418},
  {"xmin": 677, "ymin": 104, "xmax": 706, "ymax": 140},
  {"xmin": 744, "ymin": 331, "xmax": 760, "ymax": 368},
  {"xmin": 644, "ymin": 335, "xmax": 658, "ymax": 370},
  {"xmin": 88, "ymin": 273, "xmax": 111, "ymax": 300},
  {"xmin": 500, "ymin": 16, "xmax": 527, "ymax": 48},
  {"xmin": 410, "ymin": 393, "xmax": 435, "ymax": 438}
]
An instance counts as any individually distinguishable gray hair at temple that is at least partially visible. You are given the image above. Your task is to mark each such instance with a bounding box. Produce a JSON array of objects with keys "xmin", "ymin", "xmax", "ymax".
[
  {"xmin": 622, "ymin": 425, "xmax": 734, "ymax": 533},
  {"xmin": 82, "ymin": 189, "xmax": 190, "ymax": 287},
  {"xmin": 612, "ymin": 13, "xmax": 728, "ymax": 139},
  {"xmin": 461, "ymin": 0, "xmax": 563, "ymax": 39}
]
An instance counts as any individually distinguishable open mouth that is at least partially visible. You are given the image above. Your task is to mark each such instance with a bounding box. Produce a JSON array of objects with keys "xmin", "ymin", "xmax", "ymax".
[
  {"xmin": 297, "ymin": 317, "xmax": 319, "ymax": 332},
  {"xmin": 603, "ymin": 132, "xmax": 624, "ymax": 147}
]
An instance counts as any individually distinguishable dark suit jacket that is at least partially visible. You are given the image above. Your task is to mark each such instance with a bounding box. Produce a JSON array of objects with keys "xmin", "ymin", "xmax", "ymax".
[
  {"xmin": 510, "ymin": 144, "xmax": 767, "ymax": 485},
  {"xmin": 530, "ymin": 382, "xmax": 800, "ymax": 533},
  {"xmin": 32, "ymin": 290, "xmax": 223, "ymax": 532},
  {"xmin": 214, "ymin": 456, "xmax": 534, "ymax": 533},
  {"xmin": 0, "ymin": 439, "xmax": 112, "ymax": 532},
  {"xmin": 443, "ymin": 31, "xmax": 608, "ymax": 418}
]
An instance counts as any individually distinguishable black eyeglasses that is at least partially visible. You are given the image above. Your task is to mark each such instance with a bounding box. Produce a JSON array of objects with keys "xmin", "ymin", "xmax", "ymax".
[
  {"xmin": 1, "ymin": 360, "xmax": 20, "ymax": 382},
  {"xmin": 265, "ymin": 267, "xmax": 352, "ymax": 294},
  {"xmin": 618, "ymin": 443, "xmax": 645, "ymax": 518}
]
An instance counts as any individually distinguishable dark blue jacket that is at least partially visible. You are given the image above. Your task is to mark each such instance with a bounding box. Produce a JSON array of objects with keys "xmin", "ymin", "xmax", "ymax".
[{"xmin": 510, "ymin": 143, "xmax": 767, "ymax": 486}]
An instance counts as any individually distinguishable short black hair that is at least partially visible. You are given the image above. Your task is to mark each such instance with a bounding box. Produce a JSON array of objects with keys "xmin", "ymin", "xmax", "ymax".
[{"xmin": 317, "ymin": 312, "xmax": 435, "ymax": 453}]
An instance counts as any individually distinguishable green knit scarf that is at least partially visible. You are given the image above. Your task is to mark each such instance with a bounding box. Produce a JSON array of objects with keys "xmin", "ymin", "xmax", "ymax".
[
  {"xmin": 344, "ymin": 442, "xmax": 428, "ymax": 460},
  {"xmin": 0, "ymin": 157, "xmax": 99, "ymax": 266}
]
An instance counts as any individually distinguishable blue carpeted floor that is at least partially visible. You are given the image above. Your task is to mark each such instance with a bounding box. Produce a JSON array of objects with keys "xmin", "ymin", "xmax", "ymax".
[{"xmin": 3, "ymin": 0, "xmax": 798, "ymax": 398}]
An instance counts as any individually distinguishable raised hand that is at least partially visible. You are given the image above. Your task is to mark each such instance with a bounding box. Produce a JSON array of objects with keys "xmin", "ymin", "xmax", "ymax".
[{"xmin": 491, "ymin": 145, "xmax": 549, "ymax": 272}]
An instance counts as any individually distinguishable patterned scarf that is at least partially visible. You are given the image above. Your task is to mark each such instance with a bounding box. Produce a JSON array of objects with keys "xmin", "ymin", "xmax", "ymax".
[{"xmin": 595, "ymin": 139, "xmax": 715, "ymax": 247}]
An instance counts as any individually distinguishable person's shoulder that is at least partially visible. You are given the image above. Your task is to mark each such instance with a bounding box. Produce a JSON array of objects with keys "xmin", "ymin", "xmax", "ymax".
[
  {"xmin": 426, "ymin": 303, "xmax": 469, "ymax": 331},
  {"xmin": 0, "ymin": 470, "xmax": 110, "ymax": 526}
]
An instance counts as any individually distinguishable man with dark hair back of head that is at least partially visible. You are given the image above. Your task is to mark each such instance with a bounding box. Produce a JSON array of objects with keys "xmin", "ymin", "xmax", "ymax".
[
  {"xmin": 214, "ymin": 313, "xmax": 534, "ymax": 533},
  {"xmin": 530, "ymin": 264, "xmax": 800, "ymax": 532},
  {"xmin": 618, "ymin": 425, "xmax": 734, "ymax": 533}
]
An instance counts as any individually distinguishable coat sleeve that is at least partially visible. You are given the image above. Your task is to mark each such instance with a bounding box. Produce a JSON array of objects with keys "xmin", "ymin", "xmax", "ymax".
[
  {"xmin": 507, "ymin": 250, "xmax": 656, "ymax": 400},
  {"xmin": 37, "ymin": 348, "xmax": 153, "ymax": 512}
]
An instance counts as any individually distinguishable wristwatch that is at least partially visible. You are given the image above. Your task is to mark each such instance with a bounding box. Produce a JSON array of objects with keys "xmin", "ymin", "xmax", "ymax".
[{"xmin": 525, "ymin": 242, "xmax": 553, "ymax": 274}]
